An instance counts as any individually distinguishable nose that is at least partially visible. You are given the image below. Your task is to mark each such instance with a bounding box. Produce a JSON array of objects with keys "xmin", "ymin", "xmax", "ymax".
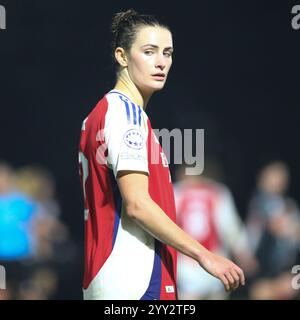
[{"xmin": 155, "ymin": 54, "xmax": 166, "ymax": 71}]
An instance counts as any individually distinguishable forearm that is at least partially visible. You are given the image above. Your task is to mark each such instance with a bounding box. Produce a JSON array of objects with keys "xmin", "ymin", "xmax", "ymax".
[
  {"xmin": 126, "ymin": 196, "xmax": 210, "ymax": 264},
  {"xmin": 118, "ymin": 172, "xmax": 245, "ymax": 290}
]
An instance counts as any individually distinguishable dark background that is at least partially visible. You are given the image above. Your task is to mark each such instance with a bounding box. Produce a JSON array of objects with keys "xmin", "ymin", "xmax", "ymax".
[{"xmin": 1, "ymin": 0, "xmax": 300, "ymax": 298}]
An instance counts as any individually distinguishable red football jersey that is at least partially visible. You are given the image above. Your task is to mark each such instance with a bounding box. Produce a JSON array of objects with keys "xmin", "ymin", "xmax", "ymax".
[{"xmin": 79, "ymin": 90, "xmax": 177, "ymax": 300}]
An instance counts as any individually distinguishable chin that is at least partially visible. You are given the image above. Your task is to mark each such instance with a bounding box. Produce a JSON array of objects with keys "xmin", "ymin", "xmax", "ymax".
[
  {"xmin": 139, "ymin": 81, "xmax": 166, "ymax": 96},
  {"xmin": 150, "ymin": 81, "xmax": 166, "ymax": 92}
]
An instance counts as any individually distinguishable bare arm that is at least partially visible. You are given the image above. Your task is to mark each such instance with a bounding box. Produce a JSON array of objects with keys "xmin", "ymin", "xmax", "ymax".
[{"xmin": 117, "ymin": 171, "xmax": 245, "ymax": 292}]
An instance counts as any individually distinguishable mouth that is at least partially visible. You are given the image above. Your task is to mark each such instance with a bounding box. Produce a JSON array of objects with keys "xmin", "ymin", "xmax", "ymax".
[{"xmin": 152, "ymin": 73, "xmax": 166, "ymax": 81}]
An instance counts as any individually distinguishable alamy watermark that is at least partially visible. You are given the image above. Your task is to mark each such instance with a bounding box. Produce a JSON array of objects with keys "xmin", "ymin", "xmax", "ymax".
[
  {"xmin": 0, "ymin": 265, "xmax": 6, "ymax": 289},
  {"xmin": 89, "ymin": 127, "xmax": 205, "ymax": 176},
  {"xmin": 291, "ymin": 5, "xmax": 300, "ymax": 30},
  {"xmin": 153, "ymin": 128, "xmax": 204, "ymax": 175},
  {"xmin": 0, "ymin": 4, "xmax": 6, "ymax": 30},
  {"xmin": 291, "ymin": 265, "xmax": 300, "ymax": 290}
]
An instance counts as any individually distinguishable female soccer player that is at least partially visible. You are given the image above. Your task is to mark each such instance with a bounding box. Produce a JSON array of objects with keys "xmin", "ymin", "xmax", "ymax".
[{"xmin": 79, "ymin": 9, "xmax": 245, "ymax": 300}]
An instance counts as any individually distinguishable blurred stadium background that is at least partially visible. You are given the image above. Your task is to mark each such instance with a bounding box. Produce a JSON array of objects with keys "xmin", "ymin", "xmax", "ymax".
[{"xmin": 0, "ymin": 0, "xmax": 300, "ymax": 299}]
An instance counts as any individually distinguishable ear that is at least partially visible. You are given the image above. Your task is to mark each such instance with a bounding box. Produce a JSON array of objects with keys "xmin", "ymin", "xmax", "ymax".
[{"xmin": 115, "ymin": 47, "xmax": 128, "ymax": 67}]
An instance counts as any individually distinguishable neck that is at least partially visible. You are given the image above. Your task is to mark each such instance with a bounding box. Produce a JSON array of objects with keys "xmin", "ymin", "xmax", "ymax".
[{"xmin": 113, "ymin": 69, "xmax": 152, "ymax": 110}]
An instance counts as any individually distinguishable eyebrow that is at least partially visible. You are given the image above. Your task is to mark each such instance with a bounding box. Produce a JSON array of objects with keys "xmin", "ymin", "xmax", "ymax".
[{"xmin": 141, "ymin": 44, "xmax": 174, "ymax": 51}]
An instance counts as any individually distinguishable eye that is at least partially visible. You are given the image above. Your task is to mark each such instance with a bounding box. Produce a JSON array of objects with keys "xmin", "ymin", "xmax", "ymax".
[
  {"xmin": 144, "ymin": 50, "xmax": 154, "ymax": 56},
  {"xmin": 164, "ymin": 51, "xmax": 172, "ymax": 57}
]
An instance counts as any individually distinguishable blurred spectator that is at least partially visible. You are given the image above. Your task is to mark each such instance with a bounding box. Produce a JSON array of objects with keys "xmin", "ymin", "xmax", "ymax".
[
  {"xmin": 14, "ymin": 166, "xmax": 77, "ymax": 299},
  {"xmin": 0, "ymin": 161, "xmax": 38, "ymax": 299},
  {"xmin": 246, "ymin": 161, "xmax": 300, "ymax": 300},
  {"xmin": 16, "ymin": 166, "xmax": 71, "ymax": 261},
  {"xmin": 16, "ymin": 267, "xmax": 58, "ymax": 300},
  {"xmin": 0, "ymin": 163, "xmax": 77, "ymax": 300},
  {"xmin": 0, "ymin": 162, "xmax": 37, "ymax": 261},
  {"xmin": 174, "ymin": 163, "xmax": 257, "ymax": 300}
]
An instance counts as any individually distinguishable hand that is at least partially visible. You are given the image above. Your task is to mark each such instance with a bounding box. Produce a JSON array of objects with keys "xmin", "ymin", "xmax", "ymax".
[{"xmin": 198, "ymin": 251, "xmax": 245, "ymax": 292}]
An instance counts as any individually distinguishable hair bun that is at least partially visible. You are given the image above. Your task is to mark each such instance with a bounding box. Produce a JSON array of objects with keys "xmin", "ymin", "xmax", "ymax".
[{"xmin": 111, "ymin": 9, "xmax": 138, "ymax": 35}]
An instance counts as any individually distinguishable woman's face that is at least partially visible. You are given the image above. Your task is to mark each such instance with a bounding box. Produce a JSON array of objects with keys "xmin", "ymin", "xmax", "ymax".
[{"xmin": 127, "ymin": 25, "xmax": 173, "ymax": 95}]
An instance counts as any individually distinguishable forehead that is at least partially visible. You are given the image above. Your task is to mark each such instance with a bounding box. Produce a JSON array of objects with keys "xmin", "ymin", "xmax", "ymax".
[{"xmin": 133, "ymin": 26, "xmax": 173, "ymax": 48}]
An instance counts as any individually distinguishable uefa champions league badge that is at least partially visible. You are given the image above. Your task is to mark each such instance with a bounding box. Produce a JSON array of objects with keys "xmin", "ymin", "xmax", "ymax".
[{"xmin": 123, "ymin": 129, "xmax": 144, "ymax": 150}]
